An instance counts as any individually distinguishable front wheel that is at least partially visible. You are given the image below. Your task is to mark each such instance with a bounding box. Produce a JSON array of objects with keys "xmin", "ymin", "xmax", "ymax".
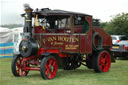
[
  {"xmin": 40, "ymin": 56, "xmax": 58, "ymax": 79},
  {"xmin": 11, "ymin": 55, "xmax": 29, "ymax": 76},
  {"xmin": 93, "ymin": 50, "xmax": 111, "ymax": 72}
]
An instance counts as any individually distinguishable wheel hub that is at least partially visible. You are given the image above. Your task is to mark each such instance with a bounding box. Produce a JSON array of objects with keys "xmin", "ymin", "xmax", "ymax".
[{"xmin": 22, "ymin": 46, "xmax": 27, "ymax": 52}]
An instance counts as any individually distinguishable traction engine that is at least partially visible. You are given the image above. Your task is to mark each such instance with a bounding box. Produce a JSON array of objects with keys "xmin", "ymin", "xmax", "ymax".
[{"xmin": 11, "ymin": 5, "xmax": 115, "ymax": 79}]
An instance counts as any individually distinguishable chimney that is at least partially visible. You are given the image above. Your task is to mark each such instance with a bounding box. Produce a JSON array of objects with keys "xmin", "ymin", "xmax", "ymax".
[{"xmin": 23, "ymin": 4, "xmax": 33, "ymax": 38}]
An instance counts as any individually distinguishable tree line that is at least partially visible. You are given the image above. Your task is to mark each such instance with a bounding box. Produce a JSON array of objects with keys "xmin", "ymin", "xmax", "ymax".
[
  {"xmin": 100, "ymin": 13, "xmax": 128, "ymax": 36},
  {"xmin": 0, "ymin": 24, "xmax": 23, "ymax": 29}
]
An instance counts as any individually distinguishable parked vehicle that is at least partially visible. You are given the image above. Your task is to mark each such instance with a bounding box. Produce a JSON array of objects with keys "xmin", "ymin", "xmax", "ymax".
[
  {"xmin": 111, "ymin": 35, "xmax": 128, "ymax": 44},
  {"xmin": 11, "ymin": 5, "xmax": 115, "ymax": 80},
  {"xmin": 111, "ymin": 35, "xmax": 128, "ymax": 58},
  {"xmin": 111, "ymin": 40, "xmax": 128, "ymax": 58}
]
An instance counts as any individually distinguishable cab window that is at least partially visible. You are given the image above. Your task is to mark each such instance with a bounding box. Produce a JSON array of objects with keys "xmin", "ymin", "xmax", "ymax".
[{"xmin": 74, "ymin": 15, "xmax": 85, "ymax": 25}]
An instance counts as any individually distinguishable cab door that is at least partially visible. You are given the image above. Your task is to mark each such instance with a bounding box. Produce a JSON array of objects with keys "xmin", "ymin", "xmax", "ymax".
[{"xmin": 72, "ymin": 15, "xmax": 93, "ymax": 54}]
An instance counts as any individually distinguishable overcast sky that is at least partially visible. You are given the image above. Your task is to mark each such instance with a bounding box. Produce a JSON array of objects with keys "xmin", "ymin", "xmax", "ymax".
[{"xmin": 0, "ymin": 0, "xmax": 128, "ymax": 25}]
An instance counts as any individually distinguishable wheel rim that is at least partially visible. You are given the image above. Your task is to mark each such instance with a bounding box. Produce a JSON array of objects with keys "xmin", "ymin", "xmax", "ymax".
[
  {"xmin": 99, "ymin": 51, "xmax": 111, "ymax": 72},
  {"xmin": 16, "ymin": 57, "xmax": 29, "ymax": 76},
  {"xmin": 45, "ymin": 58, "xmax": 57, "ymax": 79}
]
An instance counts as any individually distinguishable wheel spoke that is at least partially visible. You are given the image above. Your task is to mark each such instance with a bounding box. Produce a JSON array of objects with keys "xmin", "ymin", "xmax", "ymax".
[
  {"xmin": 19, "ymin": 57, "xmax": 23, "ymax": 63},
  {"xmin": 20, "ymin": 68, "xmax": 23, "ymax": 76},
  {"xmin": 17, "ymin": 68, "xmax": 20, "ymax": 75},
  {"xmin": 16, "ymin": 58, "xmax": 22, "ymax": 75},
  {"xmin": 48, "ymin": 59, "xmax": 53, "ymax": 67},
  {"xmin": 45, "ymin": 63, "xmax": 49, "ymax": 69},
  {"xmin": 45, "ymin": 67, "xmax": 50, "ymax": 75},
  {"xmin": 16, "ymin": 62, "xmax": 20, "ymax": 68},
  {"xmin": 18, "ymin": 57, "xmax": 29, "ymax": 76},
  {"xmin": 52, "ymin": 61, "xmax": 56, "ymax": 67},
  {"xmin": 45, "ymin": 70, "xmax": 49, "ymax": 76},
  {"xmin": 48, "ymin": 71, "xmax": 52, "ymax": 79},
  {"xmin": 101, "ymin": 55, "xmax": 106, "ymax": 63}
]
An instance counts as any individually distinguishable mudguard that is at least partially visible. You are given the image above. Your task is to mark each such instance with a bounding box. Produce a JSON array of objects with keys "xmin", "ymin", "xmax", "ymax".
[{"xmin": 41, "ymin": 53, "xmax": 52, "ymax": 57}]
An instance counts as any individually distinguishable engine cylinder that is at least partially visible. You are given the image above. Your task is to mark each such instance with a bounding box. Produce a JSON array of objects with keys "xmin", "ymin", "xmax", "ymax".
[{"xmin": 19, "ymin": 38, "xmax": 39, "ymax": 57}]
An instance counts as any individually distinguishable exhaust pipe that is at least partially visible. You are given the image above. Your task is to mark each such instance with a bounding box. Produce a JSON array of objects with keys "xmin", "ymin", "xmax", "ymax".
[{"xmin": 23, "ymin": 4, "xmax": 33, "ymax": 37}]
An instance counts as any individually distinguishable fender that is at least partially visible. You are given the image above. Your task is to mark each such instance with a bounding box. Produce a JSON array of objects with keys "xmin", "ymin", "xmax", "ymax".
[
  {"xmin": 41, "ymin": 53, "xmax": 63, "ymax": 68},
  {"xmin": 41, "ymin": 53, "xmax": 52, "ymax": 57}
]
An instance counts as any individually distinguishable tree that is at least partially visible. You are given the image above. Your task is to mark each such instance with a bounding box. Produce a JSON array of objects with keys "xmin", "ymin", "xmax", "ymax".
[
  {"xmin": 100, "ymin": 22, "xmax": 108, "ymax": 28},
  {"xmin": 103, "ymin": 13, "xmax": 128, "ymax": 36}
]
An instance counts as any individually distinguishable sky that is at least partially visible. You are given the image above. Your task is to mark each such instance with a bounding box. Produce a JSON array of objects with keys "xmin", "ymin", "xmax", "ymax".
[{"xmin": 0, "ymin": 0, "xmax": 128, "ymax": 25}]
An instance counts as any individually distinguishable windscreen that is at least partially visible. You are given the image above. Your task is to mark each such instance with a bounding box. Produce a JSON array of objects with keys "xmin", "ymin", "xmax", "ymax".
[
  {"xmin": 35, "ymin": 15, "xmax": 70, "ymax": 29},
  {"xmin": 119, "ymin": 36, "xmax": 128, "ymax": 40},
  {"xmin": 117, "ymin": 41, "xmax": 128, "ymax": 46}
]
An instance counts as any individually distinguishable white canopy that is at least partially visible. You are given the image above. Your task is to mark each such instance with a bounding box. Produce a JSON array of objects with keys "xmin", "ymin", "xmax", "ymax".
[
  {"xmin": 0, "ymin": 27, "xmax": 13, "ymax": 43},
  {"xmin": 11, "ymin": 27, "xmax": 23, "ymax": 33}
]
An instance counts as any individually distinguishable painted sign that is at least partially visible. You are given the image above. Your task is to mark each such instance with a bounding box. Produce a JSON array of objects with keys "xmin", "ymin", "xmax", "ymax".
[{"xmin": 35, "ymin": 35, "xmax": 79, "ymax": 52}]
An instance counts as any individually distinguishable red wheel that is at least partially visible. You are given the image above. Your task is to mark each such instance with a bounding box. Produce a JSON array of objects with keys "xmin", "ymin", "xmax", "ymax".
[
  {"xmin": 11, "ymin": 55, "xmax": 29, "ymax": 76},
  {"xmin": 40, "ymin": 56, "xmax": 58, "ymax": 79},
  {"xmin": 93, "ymin": 50, "xmax": 111, "ymax": 72}
]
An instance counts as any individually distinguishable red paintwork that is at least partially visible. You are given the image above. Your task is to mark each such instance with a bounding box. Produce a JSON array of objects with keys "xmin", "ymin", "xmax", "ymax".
[
  {"xmin": 33, "ymin": 16, "xmax": 112, "ymax": 55},
  {"xmin": 80, "ymin": 35, "xmax": 86, "ymax": 53},
  {"xmin": 33, "ymin": 16, "xmax": 93, "ymax": 54},
  {"xmin": 25, "ymin": 67, "xmax": 40, "ymax": 71},
  {"xmin": 84, "ymin": 17, "xmax": 93, "ymax": 53},
  {"xmin": 123, "ymin": 46, "xmax": 128, "ymax": 51},
  {"xmin": 94, "ymin": 27, "xmax": 112, "ymax": 46},
  {"xmin": 98, "ymin": 51, "xmax": 111, "ymax": 72},
  {"xmin": 73, "ymin": 25, "xmax": 84, "ymax": 33},
  {"xmin": 37, "ymin": 48, "xmax": 72, "ymax": 57}
]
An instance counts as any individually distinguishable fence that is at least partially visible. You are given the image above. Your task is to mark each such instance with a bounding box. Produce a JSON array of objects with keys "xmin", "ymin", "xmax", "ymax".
[{"xmin": 0, "ymin": 42, "xmax": 14, "ymax": 58}]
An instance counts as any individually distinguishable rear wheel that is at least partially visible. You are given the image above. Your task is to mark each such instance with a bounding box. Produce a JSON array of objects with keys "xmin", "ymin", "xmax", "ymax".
[
  {"xmin": 11, "ymin": 55, "xmax": 29, "ymax": 76},
  {"xmin": 93, "ymin": 50, "xmax": 111, "ymax": 72},
  {"xmin": 40, "ymin": 56, "xmax": 58, "ymax": 79},
  {"xmin": 63, "ymin": 56, "xmax": 81, "ymax": 70}
]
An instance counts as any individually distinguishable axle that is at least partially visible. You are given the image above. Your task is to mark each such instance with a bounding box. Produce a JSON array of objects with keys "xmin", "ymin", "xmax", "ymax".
[{"xmin": 24, "ymin": 67, "xmax": 40, "ymax": 71}]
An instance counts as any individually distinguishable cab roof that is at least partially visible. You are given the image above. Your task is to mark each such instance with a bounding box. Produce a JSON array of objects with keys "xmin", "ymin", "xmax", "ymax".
[{"xmin": 34, "ymin": 8, "xmax": 92, "ymax": 16}]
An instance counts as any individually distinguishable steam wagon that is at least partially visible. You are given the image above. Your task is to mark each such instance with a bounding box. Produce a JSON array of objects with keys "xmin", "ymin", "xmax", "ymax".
[{"xmin": 11, "ymin": 5, "xmax": 115, "ymax": 79}]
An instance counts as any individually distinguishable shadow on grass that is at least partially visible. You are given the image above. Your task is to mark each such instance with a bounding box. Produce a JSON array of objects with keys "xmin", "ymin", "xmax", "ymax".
[
  {"xmin": 57, "ymin": 68, "xmax": 94, "ymax": 78},
  {"xmin": 27, "ymin": 67, "xmax": 95, "ymax": 79},
  {"xmin": 27, "ymin": 72, "xmax": 41, "ymax": 78}
]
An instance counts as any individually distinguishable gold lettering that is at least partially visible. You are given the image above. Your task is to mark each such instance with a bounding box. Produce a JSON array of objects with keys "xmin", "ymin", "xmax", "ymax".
[
  {"xmin": 57, "ymin": 36, "xmax": 78, "ymax": 43},
  {"xmin": 54, "ymin": 42, "xmax": 63, "ymax": 46},
  {"xmin": 48, "ymin": 36, "xmax": 57, "ymax": 42},
  {"xmin": 65, "ymin": 45, "xmax": 79, "ymax": 50}
]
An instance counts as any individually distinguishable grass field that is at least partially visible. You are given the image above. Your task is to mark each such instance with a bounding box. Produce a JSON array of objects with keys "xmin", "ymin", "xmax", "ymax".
[{"xmin": 0, "ymin": 58, "xmax": 128, "ymax": 85}]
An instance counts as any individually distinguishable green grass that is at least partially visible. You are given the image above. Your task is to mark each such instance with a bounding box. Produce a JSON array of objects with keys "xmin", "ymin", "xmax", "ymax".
[{"xmin": 0, "ymin": 58, "xmax": 128, "ymax": 85}]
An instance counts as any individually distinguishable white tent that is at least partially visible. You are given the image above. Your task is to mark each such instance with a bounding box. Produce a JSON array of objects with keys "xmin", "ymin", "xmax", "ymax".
[
  {"xmin": 0, "ymin": 27, "xmax": 13, "ymax": 43},
  {"xmin": 11, "ymin": 27, "xmax": 23, "ymax": 33},
  {"xmin": 11, "ymin": 27, "xmax": 23, "ymax": 53}
]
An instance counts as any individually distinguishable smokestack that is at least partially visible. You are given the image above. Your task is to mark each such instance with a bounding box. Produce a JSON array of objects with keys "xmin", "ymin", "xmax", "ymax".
[{"xmin": 23, "ymin": 4, "xmax": 33, "ymax": 37}]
